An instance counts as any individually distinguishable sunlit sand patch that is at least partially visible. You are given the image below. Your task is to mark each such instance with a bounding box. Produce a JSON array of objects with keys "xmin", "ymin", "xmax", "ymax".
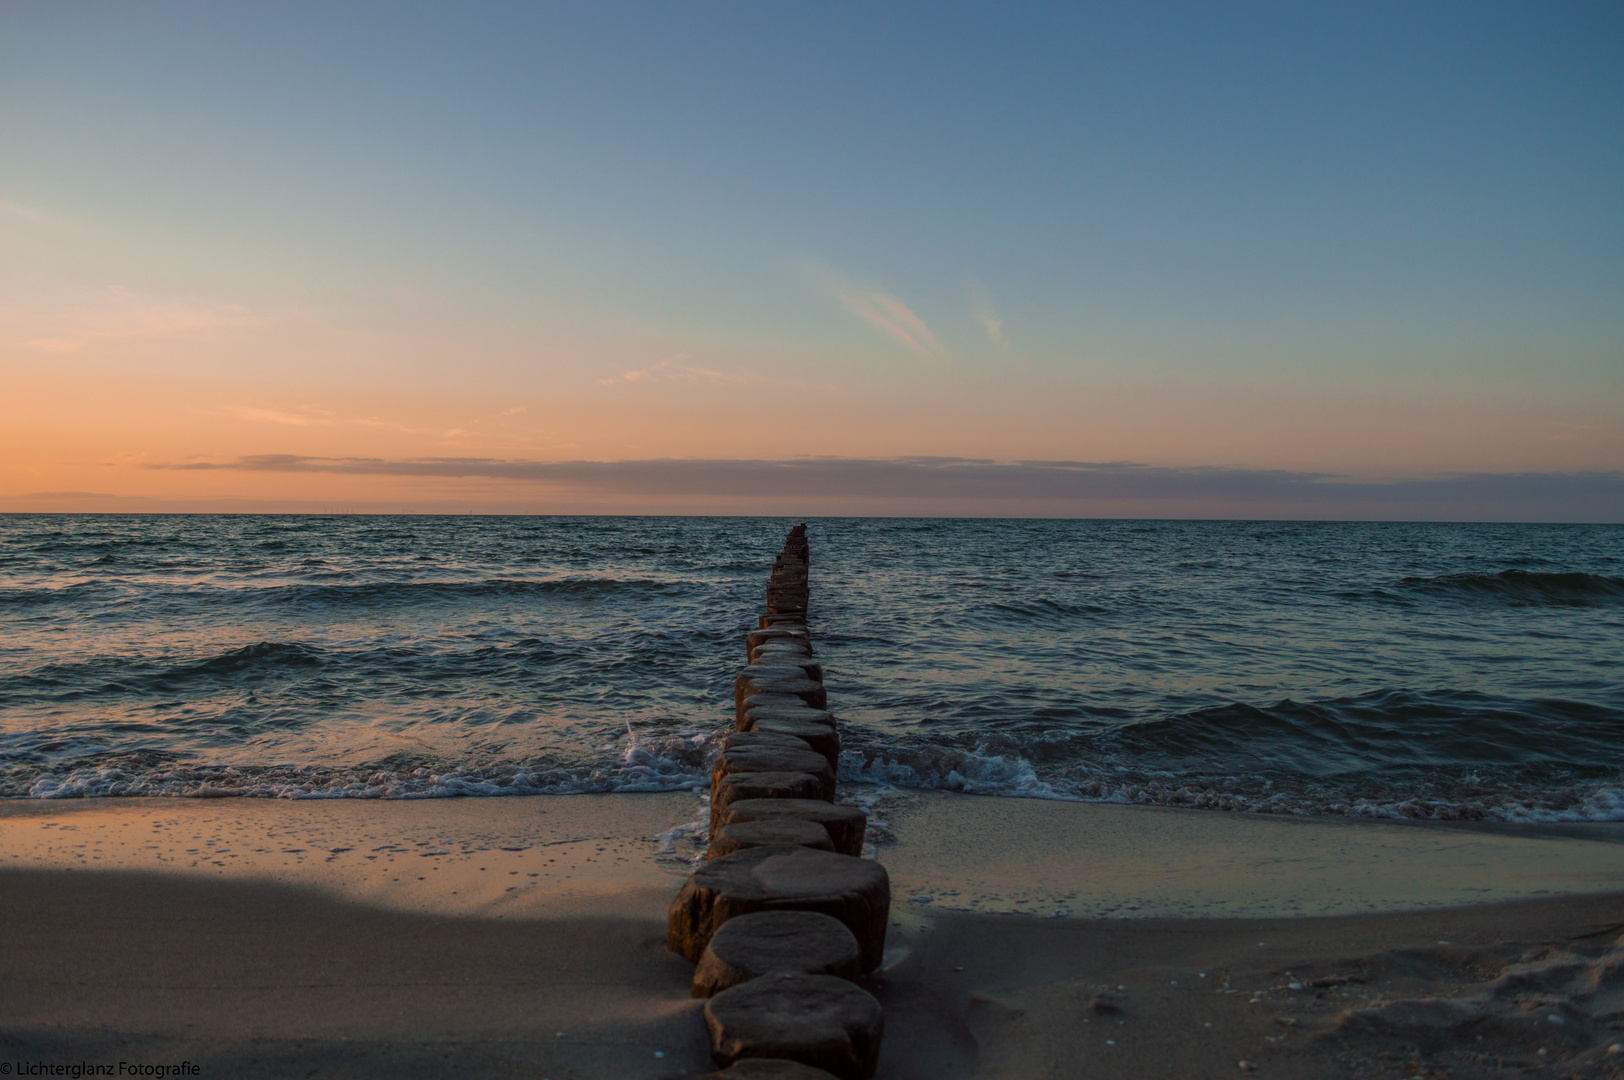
[{"xmin": 0, "ymin": 792, "xmax": 700, "ymax": 919}]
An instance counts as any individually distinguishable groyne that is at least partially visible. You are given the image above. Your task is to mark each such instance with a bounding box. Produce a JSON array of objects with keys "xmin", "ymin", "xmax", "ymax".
[{"xmin": 668, "ymin": 524, "xmax": 889, "ymax": 1080}]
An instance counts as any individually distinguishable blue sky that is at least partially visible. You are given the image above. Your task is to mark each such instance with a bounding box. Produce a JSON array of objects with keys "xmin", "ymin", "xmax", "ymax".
[{"xmin": 2, "ymin": 1, "xmax": 1620, "ymax": 517}]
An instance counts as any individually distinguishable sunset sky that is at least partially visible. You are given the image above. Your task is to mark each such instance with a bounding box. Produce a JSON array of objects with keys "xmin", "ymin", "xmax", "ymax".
[{"xmin": 3, "ymin": 2, "xmax": 1620, "ymax": 518}]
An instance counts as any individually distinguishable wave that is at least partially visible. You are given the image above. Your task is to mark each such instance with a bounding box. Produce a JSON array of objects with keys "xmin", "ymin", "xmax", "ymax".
[
  {"xmin": 1400, "ymin": 570, "xmax": 1624, "ymax": 606},
  {"xmin": 9, "ymin": 728, "xmax": 723, "ymax": 799},
  {"xmin": 0, "ymin": 589, "xmax": 62, "ymax": 608},
  {"xmin": 837, "ymin": 740, "xmax": 1624, "ymax": 823},
  {"xmin": 232, "ymin": 576, "xmax": 706, "ymax": 609},
  {"xmin": 176, "ymin": 640, "xmax": 327, "ymax": 675},
  {"xmin": 0, "ymin": 576, "xmax": 709, "ymax": 613},
  {"xmin": 0, "ymin": 582, "xmax": 123, "ymax": 608},
  {"xmin": 833, "ymin": 686, "xmax": 1624, "ymax": 823},
  {"xmin": 9, "ymin": 701, "xmax": 1624, "ymax": 822},
  {"xmin": 1094, "ymin": 690, "xmax": 1624, "ymax": 776},
  {"xmin": 987, "ymin": 598, "xmax": 1111, "ymax": 622},
  {"xmin": 0, "ymin": 641, "xmax": 735, "ymax": 713},
  {"xmin": 1, "ymin": 641, "xmax": 332, "ymax": 699}
]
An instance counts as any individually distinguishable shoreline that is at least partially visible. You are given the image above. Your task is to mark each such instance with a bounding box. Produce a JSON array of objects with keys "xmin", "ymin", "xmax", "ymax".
[
  {"xmin": 5, "ymin": 792, "xmax": 1624, "ymax": 1077},
  {"xmin": 4, "ymin": 789, "xmax": 1624, "ymax": 919},
  {"xmin": 868, "ymin": 789, "xmax": 1624, "ymax": 919}
]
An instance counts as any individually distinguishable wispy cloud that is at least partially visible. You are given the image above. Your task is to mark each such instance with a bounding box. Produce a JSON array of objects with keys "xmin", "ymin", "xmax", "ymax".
[
  {"xmin": 221, "ymin": 401, "xmax": 553, "ymax": 451},
  {"xmin": 599, "ymin": 355, "xmax": 840, "ymax": 391},
  {"xmin": 140, "ymin": 455, "xmax": 1624, "ymax": 521},
  {"xmin": 225, "ymin": 404, "xmax": 444, "ymax": 437},
  {"xmin": 599, "ymin": 354, "xmax": 735, "ymax": 385},
  {"xmin": 835, "ymin": 288, "xmax": 941, "ymax": 358},
  {"xmin": 968, "ymin": 277, "xmax": 1008, "ymax": 351},
  {"xmin": 11, "ymin": 287, "xmax": 293, "ymax": 352},
  {"xmin": 230, "ymin": 406, "xmax": 335, "ymax": 427},
  {"xmin": 0, "ymin": 490, "xmax": 122, "ymax": 502},
  {"xmin": 1546, "ymin": 419, "xmax": 1612, "ymax": 443},
  {"xmin": 0, "ymin": 199, "xmax": 84, "ymax": 232}
]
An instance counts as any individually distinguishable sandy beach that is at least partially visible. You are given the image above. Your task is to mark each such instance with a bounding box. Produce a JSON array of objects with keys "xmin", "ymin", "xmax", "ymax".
[
  {"xmin": 4, "ymin": 792, "xmax": 1623, "ymax": 1078},
  {"xmin": 8, "ymin": 1, "xmax": 1623, "ymax": 1074}
]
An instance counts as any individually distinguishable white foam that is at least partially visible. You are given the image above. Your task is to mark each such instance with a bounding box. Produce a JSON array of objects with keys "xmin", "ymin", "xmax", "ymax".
[
  {"xmin": 21, "ymin": 734, "xmax": 724, "ymax": 801},
  {"xmin": 839, "ymin": 745, "xmax": 1065, "ymax": 800},
  {"xmin": 18, "ymin": 731, "xmax": 1624, "ymax": 825},
  {"xmin": 837, "ymin": 742, "xmax": 1624, "ymax": 824}
]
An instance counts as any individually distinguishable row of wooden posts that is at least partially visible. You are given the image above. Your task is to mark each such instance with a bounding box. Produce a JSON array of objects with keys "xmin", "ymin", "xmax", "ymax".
[{"xmin": 667, "ymin": 524, "xmax": 891, "ymax": 1080}]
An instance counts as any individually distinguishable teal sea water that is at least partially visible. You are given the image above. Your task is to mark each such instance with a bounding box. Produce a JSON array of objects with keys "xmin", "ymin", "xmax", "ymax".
[{"xmin": 1, "ymin": 515, "xmax": 1620, "ymax": 821}]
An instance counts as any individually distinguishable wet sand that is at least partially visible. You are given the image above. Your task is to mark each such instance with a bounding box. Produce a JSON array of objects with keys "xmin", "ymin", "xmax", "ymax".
[
  {"xmin": 3, "ymin": 792, "xmax": 1623, "ymax": 1078},
  {"xmin": 868, "ymin": 789, "xmax": 1624, "ymax": 918}
]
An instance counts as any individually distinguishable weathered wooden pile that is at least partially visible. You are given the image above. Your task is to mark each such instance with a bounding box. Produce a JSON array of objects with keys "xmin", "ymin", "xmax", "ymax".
[{"xmin": 670, "ymin": 524, "xmax": 891, "ymax": 1080}]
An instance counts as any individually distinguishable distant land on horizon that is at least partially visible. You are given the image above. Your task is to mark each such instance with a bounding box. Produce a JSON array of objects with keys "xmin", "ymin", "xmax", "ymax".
[{"xmin": 3, "ymin": 455, "xmax": 1620, "ymax": 522}]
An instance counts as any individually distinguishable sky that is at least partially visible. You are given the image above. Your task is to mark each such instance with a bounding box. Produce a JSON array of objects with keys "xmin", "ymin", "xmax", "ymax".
[{"xmin": 2, "ymin": 1, "xmax": 1621, "ymax": 519}]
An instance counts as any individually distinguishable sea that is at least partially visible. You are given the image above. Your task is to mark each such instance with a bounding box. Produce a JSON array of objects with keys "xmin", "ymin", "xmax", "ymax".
[{"xmin": 1, "ymin": 515, "xmax": 1621, "ymax": 822}]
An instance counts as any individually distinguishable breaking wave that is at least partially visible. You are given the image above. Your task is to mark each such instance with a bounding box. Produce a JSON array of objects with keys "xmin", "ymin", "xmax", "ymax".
[
  {"xmin": 838, "ymin": 739, "xmax": 1624, "ymax": 823},
  {"xmin": 4, "ymin": 515, "xmax": 1621, "ymax": 822},
  {"xmin": 9, "ymin": 726, "xmax": 728, "ymax": 800}
]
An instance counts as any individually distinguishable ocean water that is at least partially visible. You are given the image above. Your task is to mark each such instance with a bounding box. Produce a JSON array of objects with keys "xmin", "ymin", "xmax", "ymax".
[{"xmin": 1, "ymin": 515, "xmax": 1620, "ymax": 822}]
